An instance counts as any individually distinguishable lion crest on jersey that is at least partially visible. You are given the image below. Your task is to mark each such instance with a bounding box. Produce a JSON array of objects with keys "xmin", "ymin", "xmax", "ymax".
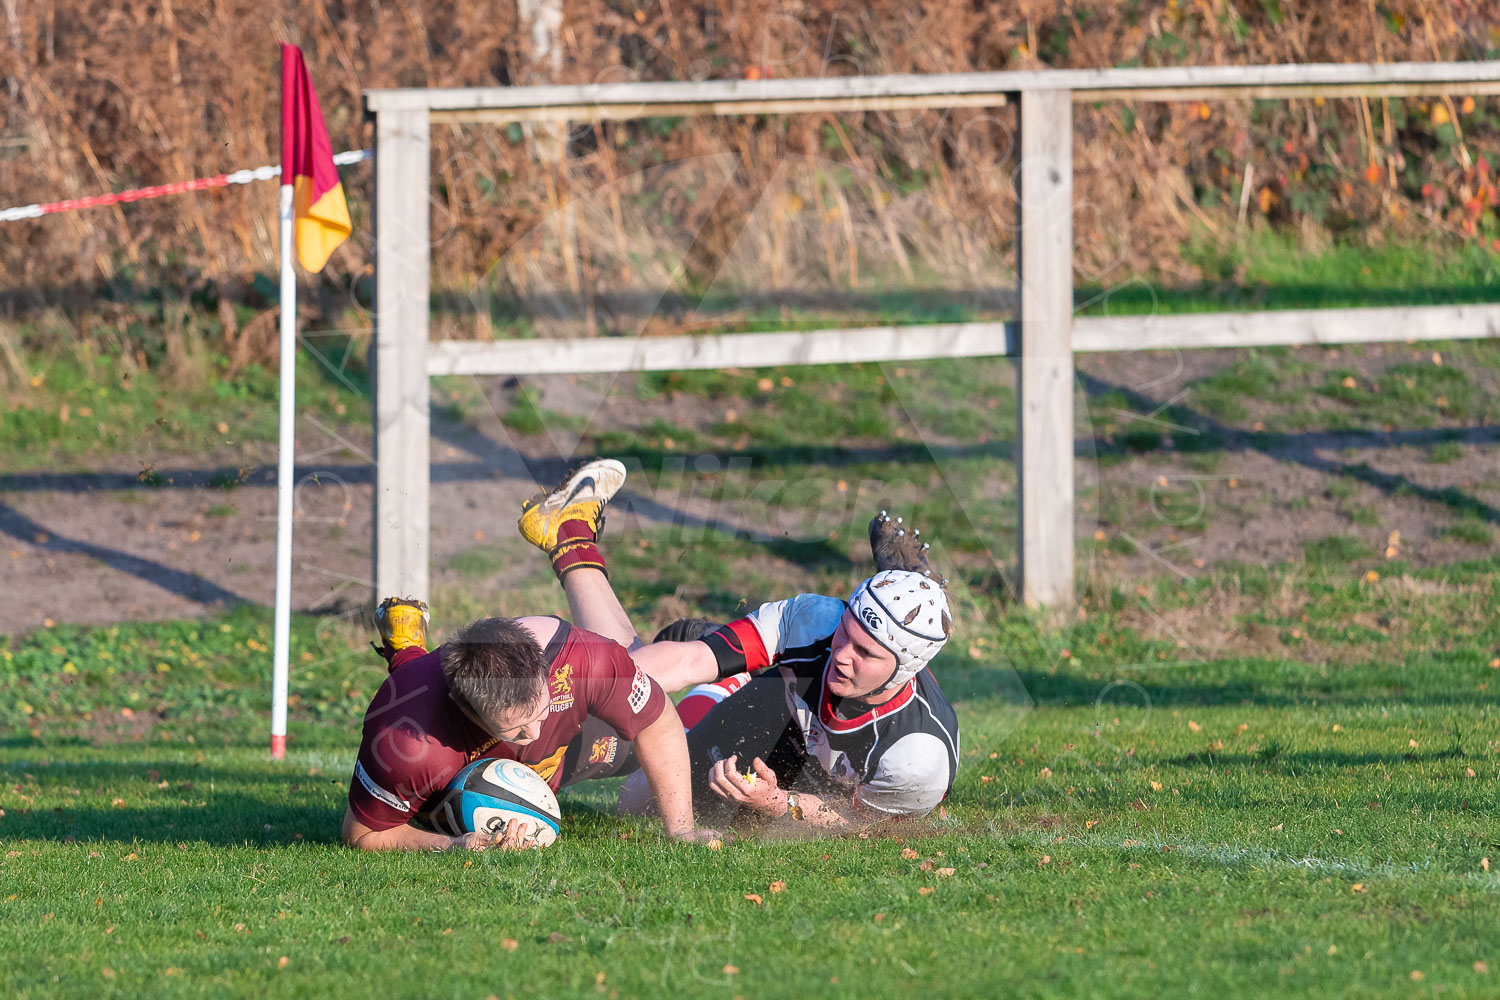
[
  {"xmin": 549, "ymin": 662, "xmax": 575, "ymax": 712},
  {"xmin": 587, "ymin": 735, "xmax": 618, "ymax": 766}
]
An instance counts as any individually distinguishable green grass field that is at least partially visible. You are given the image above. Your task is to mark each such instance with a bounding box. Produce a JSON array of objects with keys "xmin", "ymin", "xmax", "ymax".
[
  {"xmin": 4, "ymin": 554, "xmax": 1500, "ymax": 999},
  {"xmin": 4, "ymin": 233, "xmax": 1500, "ymax": 996}
]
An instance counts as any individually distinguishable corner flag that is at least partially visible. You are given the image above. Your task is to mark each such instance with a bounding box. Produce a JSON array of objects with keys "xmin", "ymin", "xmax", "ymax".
[
  {"xmin": 272, "ymin": 43, "xmax": 352, "ymax": 760},
  {"xmin": 280, "ymin": 43, "xmax": 350, "ymax": 271}
]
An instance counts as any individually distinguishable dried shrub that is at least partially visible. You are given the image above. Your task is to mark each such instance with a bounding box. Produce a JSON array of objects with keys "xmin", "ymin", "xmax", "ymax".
[{"xmin": 0, "ymin": 1, "xmax": 1493, "ymax": 367}]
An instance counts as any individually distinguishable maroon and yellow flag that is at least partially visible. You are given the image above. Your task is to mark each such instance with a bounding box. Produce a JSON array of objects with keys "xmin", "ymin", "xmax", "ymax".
[{"xmin": 280, "ymin": 44, "xmax": 350, "ymax": 271}]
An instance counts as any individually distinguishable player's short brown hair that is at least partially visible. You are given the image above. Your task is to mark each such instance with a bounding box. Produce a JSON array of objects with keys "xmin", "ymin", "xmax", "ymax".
[{"xmin": 440, "ymin": 617, "xmax": 550, "ymax": 723}]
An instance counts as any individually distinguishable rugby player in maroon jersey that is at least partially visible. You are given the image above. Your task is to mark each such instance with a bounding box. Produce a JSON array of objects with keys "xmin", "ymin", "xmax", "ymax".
[{"xmin": 339, "ymin": 462, "xmax": 717, "ymax": 852}]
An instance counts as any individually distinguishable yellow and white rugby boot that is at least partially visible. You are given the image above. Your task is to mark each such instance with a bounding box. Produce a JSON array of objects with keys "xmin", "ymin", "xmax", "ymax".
[
  {"xmin": 517, "ymin": 458, "xmax": 628, "ymax": 578},
  {"xmin": 372, "ymin": 596, "xmax": 430, "ymax": 665}
]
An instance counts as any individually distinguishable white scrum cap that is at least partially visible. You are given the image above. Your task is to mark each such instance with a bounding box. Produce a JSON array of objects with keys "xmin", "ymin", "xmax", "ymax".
[{"xmin": 848, "ymin": 570, "xmax": 954, "ymax": 689}]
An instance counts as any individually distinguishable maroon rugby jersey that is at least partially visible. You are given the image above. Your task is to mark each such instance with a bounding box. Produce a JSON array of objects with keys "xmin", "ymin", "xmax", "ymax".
[{"xmin": 347, "ymin": 619, "xmax": 667, "ymax": 832}]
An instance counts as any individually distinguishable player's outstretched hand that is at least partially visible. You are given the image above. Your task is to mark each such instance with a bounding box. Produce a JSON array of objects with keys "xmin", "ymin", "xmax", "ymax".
[
  {"xmin": 449, "ymin": 818, "xmax": 542, "ymax": 852},
  {"xmin": 495, "ymin": 817, "xmax": 544, "ymax": 850},
  {"xmin": 707, "ymin": 754, "xmax": 784, "ymax": 814}
]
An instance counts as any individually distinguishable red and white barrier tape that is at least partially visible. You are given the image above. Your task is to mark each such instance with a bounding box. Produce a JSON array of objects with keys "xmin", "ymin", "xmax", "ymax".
[{"xmin": 0, "ymin": 148, "xmax": 371, "ymax": 223}]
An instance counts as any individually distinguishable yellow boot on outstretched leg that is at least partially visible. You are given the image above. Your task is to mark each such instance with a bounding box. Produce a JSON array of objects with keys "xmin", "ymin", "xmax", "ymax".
[{"xmin": 518, "ymin": 458, "xmax": 627, "ymax": 578}]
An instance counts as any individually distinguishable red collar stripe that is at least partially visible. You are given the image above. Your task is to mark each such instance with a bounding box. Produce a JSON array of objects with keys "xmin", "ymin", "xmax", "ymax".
[{"xmin": 818, "ymin": 669, "xmax": 915, "ymax": 732}]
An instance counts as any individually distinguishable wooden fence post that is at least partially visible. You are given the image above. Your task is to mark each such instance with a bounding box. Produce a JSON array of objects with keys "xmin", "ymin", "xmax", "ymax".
[
  {"xmin": 372, "ymin": 107, "xmax": 432, "ymax": 602},
  {"xmin": 1017, "ymin": 88, "xmax": 1075, "ymax": 610}
]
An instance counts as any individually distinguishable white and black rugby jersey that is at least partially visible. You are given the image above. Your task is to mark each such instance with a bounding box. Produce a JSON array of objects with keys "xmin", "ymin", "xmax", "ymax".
[{"xmin": 711, "ymin": 593, "xmax": 960, "ymax": 816}]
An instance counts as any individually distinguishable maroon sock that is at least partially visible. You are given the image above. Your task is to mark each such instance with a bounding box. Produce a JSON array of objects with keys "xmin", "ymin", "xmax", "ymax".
[
  {"xmin": 389, "ymin": 645, "xmax": 429, "ymax": 673},
  {"xmin": 550, "ymin": 519, "xmax": 605, "ymax": 579},
  {"xmin": 373, "ymin": 643, "xmax": 429, "ymax": 674}
]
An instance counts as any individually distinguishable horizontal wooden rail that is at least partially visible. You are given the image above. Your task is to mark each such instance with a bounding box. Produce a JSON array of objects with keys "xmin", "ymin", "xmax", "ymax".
[
  {"xmin": 368, "ymin": 61, "xmax": 1500, "ymax": 118},
  {"xmin": 427, "ymin": 322, "xmax": 1018, "ymax": 376},
  {"xmin": 1074, "ymin": 303, "xmax": 1500, "ymax": 351},
  {"xmin": 424, "ymin": 305, "xmax": 1500, "ymax": 376},
  {"xmin": 1085, "ymin": 82, "xmax": 1500, "ymax": 102},
  {"xmin": 431, "ymin": 92, "xmax": 1010, "ymax": 125}
]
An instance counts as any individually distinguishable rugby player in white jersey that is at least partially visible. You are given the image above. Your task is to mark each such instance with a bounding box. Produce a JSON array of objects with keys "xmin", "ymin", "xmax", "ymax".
[{"xmin": 514, "ymin": 459, "xmax": 960, "ymax": 830}]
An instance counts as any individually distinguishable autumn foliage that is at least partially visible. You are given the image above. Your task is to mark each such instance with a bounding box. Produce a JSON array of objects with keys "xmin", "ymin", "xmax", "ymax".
[{"xmin": 0, "ymin": 1, "xmax": 1496, "ymax": 358}]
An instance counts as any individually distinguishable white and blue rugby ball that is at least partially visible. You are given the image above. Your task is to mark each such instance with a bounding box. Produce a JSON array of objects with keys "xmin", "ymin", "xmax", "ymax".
[{"xmin": 426, "ymin": 758, "xmax": 562, "ymax": 846}]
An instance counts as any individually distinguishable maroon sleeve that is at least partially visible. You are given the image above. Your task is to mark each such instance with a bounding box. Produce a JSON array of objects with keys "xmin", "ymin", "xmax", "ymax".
[
  {"xmin": 574, "ymin": 631, "xmax": 669, "ymax": 740},
  {"xmin": 347, "ymin": 717, "xmax": 452, "ymax": 832}
]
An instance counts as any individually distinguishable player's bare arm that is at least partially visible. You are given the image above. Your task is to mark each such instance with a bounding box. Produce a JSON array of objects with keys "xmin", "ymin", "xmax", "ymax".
[
  {"xmin": 629, "ymin": 638, "xmax": 718, "ymax": 693},
  {"xmin": 341, "ymin": 807, "xmax": 538, "ymax": 852},
  {"xmin": 627, "ymin": 697, "xmax": 714, "ymax": 841}
]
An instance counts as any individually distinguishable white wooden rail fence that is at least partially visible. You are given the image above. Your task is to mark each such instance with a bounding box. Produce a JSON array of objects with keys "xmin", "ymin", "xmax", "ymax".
[{"xmin": 364, "ymin": 61, "xmax": 1500, "ymax": 609}]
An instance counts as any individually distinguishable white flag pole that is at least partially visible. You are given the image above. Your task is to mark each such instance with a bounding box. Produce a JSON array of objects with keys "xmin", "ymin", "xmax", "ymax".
[{"xmin": 271, "ymin": 181, "xmax": 296, "ymax": 761}]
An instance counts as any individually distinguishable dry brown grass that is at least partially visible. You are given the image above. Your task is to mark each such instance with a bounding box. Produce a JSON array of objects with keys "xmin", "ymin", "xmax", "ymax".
[{"xmin": 0, "ymin": 1, "xmax": 1492, "ymax": 366}]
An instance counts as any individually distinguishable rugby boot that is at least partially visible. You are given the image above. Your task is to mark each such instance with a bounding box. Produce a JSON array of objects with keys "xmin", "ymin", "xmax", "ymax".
[
  {"xmin": 518, "ymin": 458, "xmax": 628, "ymax": 578},
  {"xmin": 652, "ymin": 617, "xmax": 721, "ymax": 644},
  {"xmin": 868, "ymin": 509, "xmax": 947, "ymax": 586},
  {"xmin": 372, "ymin": 596, "xmax": 430, "ymax": 664}
]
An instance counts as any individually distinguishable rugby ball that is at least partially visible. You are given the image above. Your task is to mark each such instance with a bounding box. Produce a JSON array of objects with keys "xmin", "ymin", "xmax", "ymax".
[{"xmin": 425, "ymin": 758, "xmax": 562, "ymax": 847}]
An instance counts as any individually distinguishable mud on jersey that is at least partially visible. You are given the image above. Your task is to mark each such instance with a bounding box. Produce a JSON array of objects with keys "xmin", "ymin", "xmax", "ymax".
[{"xmin": 706, "ymin": 594, "xmax": 960, "ymax": 816}]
